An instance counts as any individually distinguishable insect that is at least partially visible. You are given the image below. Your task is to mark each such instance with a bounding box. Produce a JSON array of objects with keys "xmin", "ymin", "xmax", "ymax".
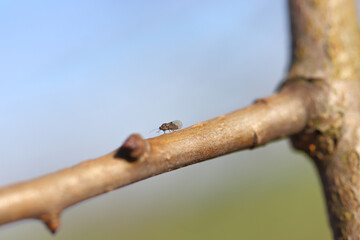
[{"xmin": 158, "ymin": 120, "xmax": 183, "ymax": 134}]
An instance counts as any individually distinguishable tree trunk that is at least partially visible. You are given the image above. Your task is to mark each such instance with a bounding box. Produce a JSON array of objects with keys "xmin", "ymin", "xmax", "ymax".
[{"xmin": 287, "ymin": 0, "xmax": 360, "ymax": 239}]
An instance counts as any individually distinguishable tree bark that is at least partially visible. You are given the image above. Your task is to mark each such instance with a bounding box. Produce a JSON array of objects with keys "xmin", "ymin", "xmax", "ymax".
[{"xmin": 287, "ymin": 0, "xmax": 360, "ymax": 239}]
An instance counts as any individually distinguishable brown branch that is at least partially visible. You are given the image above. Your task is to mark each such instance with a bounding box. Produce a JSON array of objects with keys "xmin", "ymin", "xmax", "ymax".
[
  {"xmin": 288, "ymin": 0, "xmax": 360, "ymax": 239},
  {"xmin": 0, "ymin": 84, "xmax": 316, "ymax": 233}
]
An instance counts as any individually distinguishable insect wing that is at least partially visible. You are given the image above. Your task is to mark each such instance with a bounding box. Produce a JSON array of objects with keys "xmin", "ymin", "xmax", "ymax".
[{"xmin": 171, "ymin": 120, "xmax": 183, "ymax": 129}]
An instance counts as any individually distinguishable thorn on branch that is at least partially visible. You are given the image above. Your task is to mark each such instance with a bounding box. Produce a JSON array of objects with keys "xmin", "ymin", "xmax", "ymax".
[
  {"xmin": 41, "ymin": 212, "xmax": 61, "ymax": 234},
  {"xmin": 115, "ymin": 134, "xmax": 146, "ymax": 162}
]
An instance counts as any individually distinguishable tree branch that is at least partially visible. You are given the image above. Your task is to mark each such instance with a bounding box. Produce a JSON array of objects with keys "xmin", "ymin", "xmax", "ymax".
[{"xmin": 0, "ymin": 85, "xmax": 316, "ymax": 233}]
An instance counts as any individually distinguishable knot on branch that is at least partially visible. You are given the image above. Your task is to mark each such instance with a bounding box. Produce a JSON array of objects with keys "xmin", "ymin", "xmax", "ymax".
[
  {"xmin": 287, "ymin": 79, "xmax": 344, "ymax": 163},
  {"xmin": 292, "ymin": 126, "xmax": 341, "ymax": 162},
  {"xmin": 115, "ymin": 134, "xmax": 147, "ymax": 162}
]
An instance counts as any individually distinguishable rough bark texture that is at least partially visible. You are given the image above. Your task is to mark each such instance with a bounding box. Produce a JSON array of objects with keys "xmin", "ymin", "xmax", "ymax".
[{"xmin": 286, "ymin": 0, "xmax": 360, "ymax": 239}]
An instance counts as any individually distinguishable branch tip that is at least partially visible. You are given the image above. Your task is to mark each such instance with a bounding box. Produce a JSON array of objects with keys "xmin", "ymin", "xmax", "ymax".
[{"xmin": 115, "ymin": 133, "xmax": 146, "ymax": 162}]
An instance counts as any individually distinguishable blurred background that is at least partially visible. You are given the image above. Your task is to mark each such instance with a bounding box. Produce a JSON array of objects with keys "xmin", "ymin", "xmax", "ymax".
[{"xmin": 3, "ymin": 0, "xmax": 359, "ymax": 239}]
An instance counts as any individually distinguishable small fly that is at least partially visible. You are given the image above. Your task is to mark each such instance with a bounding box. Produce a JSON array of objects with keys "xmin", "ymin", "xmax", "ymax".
[{"xmin": 158, "ymin": 120, "xmax": 183, "ymax": 134}]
